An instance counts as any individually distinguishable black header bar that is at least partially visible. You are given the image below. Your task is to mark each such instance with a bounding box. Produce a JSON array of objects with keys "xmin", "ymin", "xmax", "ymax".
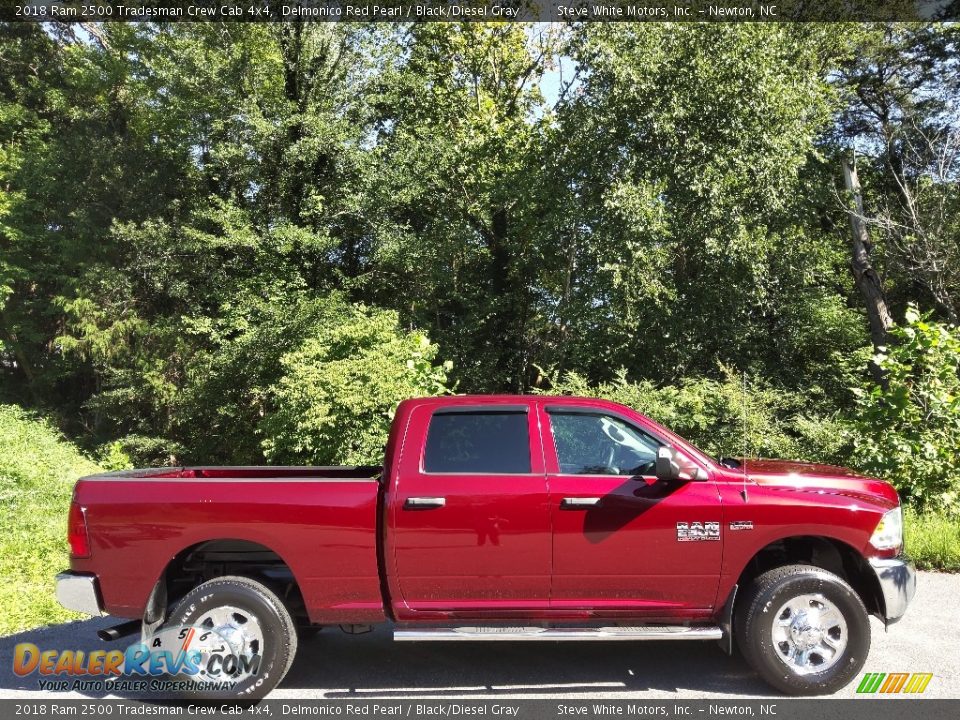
[{"xmin": 2, "ymin": 0, "xmax": 958, "ymax": 23}]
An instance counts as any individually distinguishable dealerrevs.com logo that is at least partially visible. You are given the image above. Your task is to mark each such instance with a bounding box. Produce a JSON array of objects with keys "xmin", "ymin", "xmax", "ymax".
[
  {"xmin": 856, "ymin": 672, "xmax": 933, "ymax": 694},
  {"xmin": 12, "ymin": 624, "xmax": 261, "ymax": 693}
]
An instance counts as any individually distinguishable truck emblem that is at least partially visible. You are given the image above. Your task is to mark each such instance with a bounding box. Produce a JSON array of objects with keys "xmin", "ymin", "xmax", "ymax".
[
  {"xmin": 676, "ymin": 521, "xmax": 720, "ymax": 542},
  {"xmin": 729, "ymin": 520, "xmax": 754, "ymax": 531}
]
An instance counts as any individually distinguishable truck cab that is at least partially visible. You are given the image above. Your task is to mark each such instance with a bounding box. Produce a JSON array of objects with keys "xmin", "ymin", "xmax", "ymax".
[{"xmin": 385, "ymin": 396, "xmax": 722, "ymax": 620}]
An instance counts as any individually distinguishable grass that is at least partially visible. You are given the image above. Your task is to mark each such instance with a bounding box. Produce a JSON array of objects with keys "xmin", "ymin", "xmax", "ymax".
[
  {"xmin": 0, "ymin": 404, "xmax": 100, "ymax": 635},
  {"xmin": 905, "ymin": 507, "xmax": 960, "ymax": 572}
]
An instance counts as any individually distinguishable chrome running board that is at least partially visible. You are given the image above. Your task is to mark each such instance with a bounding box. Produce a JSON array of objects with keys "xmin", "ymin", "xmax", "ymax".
[{"xmin": 394, "ymin": 625, "xmax": 723, "ymax": 642}]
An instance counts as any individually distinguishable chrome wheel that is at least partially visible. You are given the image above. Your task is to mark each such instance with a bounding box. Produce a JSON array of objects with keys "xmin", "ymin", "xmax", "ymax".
[
  {"xmin": 188, "ymin": 605, "xmax": 264, "ymax": 682},
  {"xmin": 771, "ymin": 593, "xmax": 848, "ymax": 675}
]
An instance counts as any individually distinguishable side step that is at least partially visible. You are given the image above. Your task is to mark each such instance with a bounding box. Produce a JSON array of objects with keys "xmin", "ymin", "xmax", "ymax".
[{"xmin": 394, "ymin": 625, "xmax": 722, "ymax": 642}]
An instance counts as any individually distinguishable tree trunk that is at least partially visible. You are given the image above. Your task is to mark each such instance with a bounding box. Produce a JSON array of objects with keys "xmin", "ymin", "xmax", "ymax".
[
  {"xmin": 487, "ymin": 207, "xmax": 527, "ymax": 392},
  {"xmin": 842, "ymin": 154, "xmax": 893, "ymax": 383}
]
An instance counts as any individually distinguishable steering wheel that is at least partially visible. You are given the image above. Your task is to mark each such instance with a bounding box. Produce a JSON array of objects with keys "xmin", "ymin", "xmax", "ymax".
[
  {"xmin": 605, "ymin": 443, "xmax": 617, "ymax": 470},
  {"xmin": 600, "ymin": 418, "xmax": 625, "ymax": 444}
]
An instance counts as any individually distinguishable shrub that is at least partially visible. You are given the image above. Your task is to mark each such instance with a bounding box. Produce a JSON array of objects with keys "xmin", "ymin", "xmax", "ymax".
[
  {"xmin": 96, "ymin": 440, "xmax": 134, "ymax": 472},
  {"xmin": 853, "ymin": 307, "xmax": 960, "ymax": 512},
  {"xmin": 261, "ymin": 306, "xmax": 451, "ymax": 466}
]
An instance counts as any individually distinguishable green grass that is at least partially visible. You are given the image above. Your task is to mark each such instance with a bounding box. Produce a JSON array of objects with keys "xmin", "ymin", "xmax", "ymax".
[
  {"xmin": 905, "ymin": 507, "xmax": 960, "ymax": 572},
  {"xmin": 0, "ymin": 404, "xmax": 100, "ymax": 636}
]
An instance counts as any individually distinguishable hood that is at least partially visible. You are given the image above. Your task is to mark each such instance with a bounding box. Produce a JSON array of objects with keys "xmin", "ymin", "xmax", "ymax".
[{"xmin": 742, "ymin": 458, "xmax": 900, "ymax": 508}]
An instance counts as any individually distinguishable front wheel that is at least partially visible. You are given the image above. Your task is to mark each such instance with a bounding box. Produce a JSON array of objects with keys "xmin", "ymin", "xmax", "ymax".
[
  {"xmin": 157, "ymin": 575, "xmax": 298, "ymax": 699},
  {"xmin": 735, "ymin": 564, "xmax": 870, "ymax": 696}
]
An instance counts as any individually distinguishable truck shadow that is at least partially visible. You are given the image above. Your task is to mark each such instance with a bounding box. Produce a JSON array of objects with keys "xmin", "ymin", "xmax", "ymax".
[
  {"xmin": 0, "ymin": 619, "xmax": 772, "ymax": 699},
  {"xmin": 281, "ymin": 625, "xmax": 772, "ymax": 698}
]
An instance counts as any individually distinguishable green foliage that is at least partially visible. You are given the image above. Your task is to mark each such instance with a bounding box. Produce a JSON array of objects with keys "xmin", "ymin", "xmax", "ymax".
[
  {"xmin": 369, "ymin": 24, "xmax": 561, "ymax": 391},
  {"xmin": 96, "ymin": 441, "xmax": 133, "ymax": 472},
  {"xmin": 854, "ymin": 307, "xmax": 960, "ymax": 511},
  {"xmin": 0, "ymin": 405, "xmax": 98, "ymax": 634},
  {"xmin": 546, "ymin": 369, "xmax": 854, "ymax": 465},
  {"xmin": 262, "ymin": 306, "xmax": 450, "ymax": 466},
  {"xmin": 0, "ymin": 22, "xmax": 958, "ymax": 517},
  {"xmin": 544, "ymin": 24, "xmax": 864, "ymax": 389}
]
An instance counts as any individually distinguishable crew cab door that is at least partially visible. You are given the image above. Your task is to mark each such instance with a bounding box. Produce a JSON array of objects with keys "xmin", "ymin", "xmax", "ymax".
[
  {"xmin": 389, "ymin": 402, "xmax": 551, "ymax": 617},
  {"xmin": 542, "ymin": 403, "xmax": 723, "ymax": 615}
]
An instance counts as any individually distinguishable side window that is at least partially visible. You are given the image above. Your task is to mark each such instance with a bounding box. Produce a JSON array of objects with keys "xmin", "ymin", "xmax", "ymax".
[
  {"xmin": 424, "ymin": 411, "xmax": 531, "ymax": 474},
  {"xmin": 549, "ymin": 412, "xmax": 660, "ymax": 476}
]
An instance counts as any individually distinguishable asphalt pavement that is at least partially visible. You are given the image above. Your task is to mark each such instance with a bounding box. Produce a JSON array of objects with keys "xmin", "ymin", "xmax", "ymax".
[{"xmin": 1, "ymin": 571, "xmax": 956, "ymax": 700}]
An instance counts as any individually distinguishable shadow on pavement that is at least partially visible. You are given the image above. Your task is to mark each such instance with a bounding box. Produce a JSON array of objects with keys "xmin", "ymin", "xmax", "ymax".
[
  {"xmin": 282, "ymin": 625, "xmax": 770, "ymax": 698},
  {"xmin": 0, "ymin": 619, "xmax": 771, "ymax": 699}
]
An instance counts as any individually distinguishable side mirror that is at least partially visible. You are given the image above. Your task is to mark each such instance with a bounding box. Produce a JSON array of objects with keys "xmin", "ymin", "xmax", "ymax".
[{"xmin": 656, "ymin": 446, "xmax": 681, "ymax": 483}]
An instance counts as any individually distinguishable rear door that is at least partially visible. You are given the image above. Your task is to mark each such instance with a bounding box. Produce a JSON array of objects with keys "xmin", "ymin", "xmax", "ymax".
[
  {"xmin": 390, "ymin": 402, "xmax": 551, "ymax": 616},
  {"xmin": 542, "ymin": 403, "xmax": 723, "ymax": 615}
]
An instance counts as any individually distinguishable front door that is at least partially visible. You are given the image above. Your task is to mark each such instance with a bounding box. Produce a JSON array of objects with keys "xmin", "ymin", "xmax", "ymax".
[
  {"xmin": 391, "ymin": 403, "xmax": 552, "ymax": 617},
  {"xmin": 542, "ymin": 405, "xmax": 723, "ymax": 615}
]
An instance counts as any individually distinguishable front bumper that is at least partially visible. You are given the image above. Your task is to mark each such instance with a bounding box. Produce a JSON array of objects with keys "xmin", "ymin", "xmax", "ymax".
[
  {"xmin": 868, "ymin": 554, "xmax": 916, "ymax": 624},
  {"xmin": 55, "ymin": 572, "xmax": 104, "ymax": 617}
]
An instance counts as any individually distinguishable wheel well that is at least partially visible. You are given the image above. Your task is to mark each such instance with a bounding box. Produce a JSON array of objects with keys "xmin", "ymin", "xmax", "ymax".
[
  {"xmin": 734, "ymin": 536, "xmax": 883, "ymax": 618},
  {"xmin": 148, "ymin": 539, "xmax": 308, "ymax": 626}
]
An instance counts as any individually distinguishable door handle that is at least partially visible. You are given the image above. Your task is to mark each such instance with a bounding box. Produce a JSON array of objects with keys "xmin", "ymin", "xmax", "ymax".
[
  {"xmin": 560, "ymin": 497, "xmax": 602, "ymax": 509},
  {"xmin": 404, "ymin": 497, "xmax": 446, "ymax": 510}
]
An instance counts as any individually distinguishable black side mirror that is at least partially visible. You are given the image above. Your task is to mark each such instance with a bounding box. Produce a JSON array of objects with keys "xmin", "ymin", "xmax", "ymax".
[{"xmin": 656, "ymin": 446, "xmax": 681, "ymax": 483}]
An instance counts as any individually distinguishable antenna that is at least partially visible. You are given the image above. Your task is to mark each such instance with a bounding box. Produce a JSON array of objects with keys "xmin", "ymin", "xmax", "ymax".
[{"xmin": 741, "ymin": 370, "xmax": 749, "ymax": 502}]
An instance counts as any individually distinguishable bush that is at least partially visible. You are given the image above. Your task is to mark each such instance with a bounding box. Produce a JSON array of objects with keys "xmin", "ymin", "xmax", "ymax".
[
  {"xmin": 96, "ymin": 440, "xmax": 134, "ymax": 471},
  {"xmin": 261, "ymin": 306, "xmax": 451, "ymax": 466},
  {"xmin": 545, "ymin": 368, "xmax": 853, "ymax": 464},
  {"xmin": 853, "ymin": 307, "xmax": 960, "ymax": 512},
  {"xmin": 0, "ymin": 405, "xmax": 99, "ymax": 634}
]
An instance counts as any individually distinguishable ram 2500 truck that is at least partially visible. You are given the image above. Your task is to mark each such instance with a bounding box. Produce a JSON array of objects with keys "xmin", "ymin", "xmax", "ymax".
[{"xmin": 56, "ymin": 395, "xmax": 915, "ymax": 698}]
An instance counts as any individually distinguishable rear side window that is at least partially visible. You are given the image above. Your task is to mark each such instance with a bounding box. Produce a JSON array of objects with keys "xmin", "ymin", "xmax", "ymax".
[{"xmin": 424, "ymin": 411, "xmax": 530, "ymax": 474}]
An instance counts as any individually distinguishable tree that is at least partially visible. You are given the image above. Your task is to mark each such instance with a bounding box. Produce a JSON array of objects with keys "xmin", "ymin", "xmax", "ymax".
[
  {"xmin": 834, "ymin": 24, "xmax": 960, "ymax": 322},
  {"xmin": 547, "ymin": 23, "xmax": 865, "ymax": 395},
  {"xmin": 369, "ymin": 23, "xmax": 562, "ymax": 392},
  {"xmin": 842, "ymin": 153, "xmax": 893, "ymax": 379}
]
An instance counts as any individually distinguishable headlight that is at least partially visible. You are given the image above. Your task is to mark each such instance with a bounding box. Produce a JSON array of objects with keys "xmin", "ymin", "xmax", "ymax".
[{"xmin": 870, "ymin": 506, "xmax": 903, "ymax": 551}]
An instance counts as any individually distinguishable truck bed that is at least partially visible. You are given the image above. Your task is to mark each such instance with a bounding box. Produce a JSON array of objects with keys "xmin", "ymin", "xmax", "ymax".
[{"xmin": 70, "ymin": 465, "xmax": 386, "ymax": 624}]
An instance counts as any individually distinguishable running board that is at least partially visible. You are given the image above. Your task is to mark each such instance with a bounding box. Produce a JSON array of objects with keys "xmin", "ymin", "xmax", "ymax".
[{"xmin": 394, "ymin": 625, "xmax": 723, "ymax": 642}]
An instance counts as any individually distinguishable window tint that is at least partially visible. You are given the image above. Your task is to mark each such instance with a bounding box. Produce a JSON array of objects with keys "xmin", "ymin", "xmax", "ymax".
[
  {"xmin": 424, "ymin": 411, "xmax": 531, "ymax": 474},
  {"xmin": 550, "ymin": 413, "xmax": 660, "ymax": 476}
]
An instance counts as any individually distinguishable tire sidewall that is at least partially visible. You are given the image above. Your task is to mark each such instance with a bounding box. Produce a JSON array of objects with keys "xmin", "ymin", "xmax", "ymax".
[
  {"xmin": 742, "ymin": 570, "xmax": 870, "ymax": 695},
  {"xmin": 166, "ymin": 579, "xmax": 292, "ymax": 699}
]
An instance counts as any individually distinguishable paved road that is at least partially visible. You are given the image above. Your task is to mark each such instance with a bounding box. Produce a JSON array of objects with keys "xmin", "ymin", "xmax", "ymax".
[{"xmin": 1, "ymin": 572, "xmax": 956, "ymax": 700}]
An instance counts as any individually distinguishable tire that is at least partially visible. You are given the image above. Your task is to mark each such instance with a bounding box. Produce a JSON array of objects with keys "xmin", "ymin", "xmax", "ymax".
[
  {"xmin": 160, "ymin": 575, "xmax": 298, "ymax": 699},
  {"xmin": 734, "ymin": 564, "xmax": 870, "ymax": 696}
]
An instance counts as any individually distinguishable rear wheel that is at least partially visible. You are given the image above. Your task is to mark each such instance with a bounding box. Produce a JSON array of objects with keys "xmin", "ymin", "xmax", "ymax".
[
  {"xmin": 158, "ymin": 575, "xmax": 297, "ymax": 699},
  {"xmin": 734, "ymin": 564, "xmax": 870, "ymax": 696}
]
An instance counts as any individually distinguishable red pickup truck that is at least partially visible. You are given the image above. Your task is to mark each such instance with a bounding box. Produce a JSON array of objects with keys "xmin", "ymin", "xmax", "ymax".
[{"xmin": 56, "ymin": 395, "xmax": 915, "ymax": 698}]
